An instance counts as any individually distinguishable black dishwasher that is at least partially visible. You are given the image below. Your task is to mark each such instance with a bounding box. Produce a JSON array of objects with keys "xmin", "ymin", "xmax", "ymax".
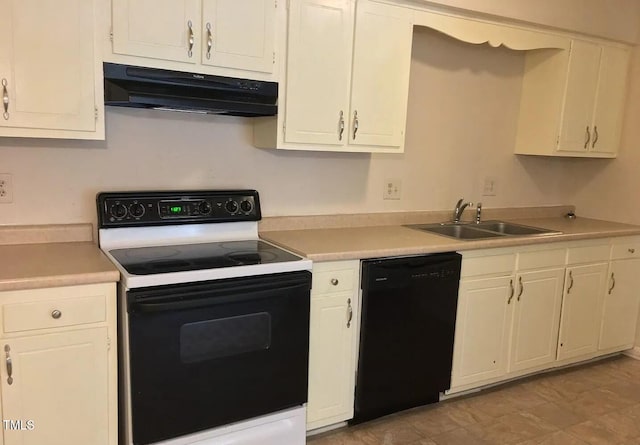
[{"xmin": 352, "ymin": 252, "xmax": 462, "ymax": 424}]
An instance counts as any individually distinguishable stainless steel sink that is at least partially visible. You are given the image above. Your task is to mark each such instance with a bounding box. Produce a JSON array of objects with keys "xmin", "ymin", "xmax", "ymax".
[
  {"xmin": 407, "ymin": 223, "xmax": 504, "ymax": 240},
  {"xmin": 406, "ymin": 220, "xmax": 562, "ymax": 240},
  {"xmin": 474, "ymin": 221, "xmax": 562, "ymax": 236}
]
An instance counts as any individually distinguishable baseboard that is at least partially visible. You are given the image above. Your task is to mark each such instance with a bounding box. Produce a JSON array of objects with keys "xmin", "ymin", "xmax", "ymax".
[{"xmin": 623, "ymin": 346, "xmax": 640, "ymax": 360}]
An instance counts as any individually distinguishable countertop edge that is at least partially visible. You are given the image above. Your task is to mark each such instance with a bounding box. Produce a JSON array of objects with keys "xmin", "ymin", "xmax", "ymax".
[{"xmin": 0, "ymin": 271, "xmax": 121, "ymax": 292}]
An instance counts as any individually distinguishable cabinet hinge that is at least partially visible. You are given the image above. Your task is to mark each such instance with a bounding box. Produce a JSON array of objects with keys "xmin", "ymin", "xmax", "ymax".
[
  {"xmin": 109, "ymin": 27, "xmax": 113, "ymax": 42},
  {"xmin": 274, "ymin": 0, "xmax": 277, "ymax": 8},
  {"xmin": 273, "ymin": 51, "xmax": 276, "ymax": 64},
  {"xmin": 107, "ymin": 336, "xmax": 111, "ymax": 350},
  {"xmin": 95, "ymin": 107, "xmax": 99, "ymax": 121},
  {"xmin": 283, "ymin": 122, "xmax": 286, "ymax": 136}
]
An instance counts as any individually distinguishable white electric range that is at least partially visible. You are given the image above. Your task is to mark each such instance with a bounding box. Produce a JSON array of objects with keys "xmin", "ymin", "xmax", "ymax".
[{"xmin": 97, "ymin": 190, "xmax": 311, "ymax": 445}]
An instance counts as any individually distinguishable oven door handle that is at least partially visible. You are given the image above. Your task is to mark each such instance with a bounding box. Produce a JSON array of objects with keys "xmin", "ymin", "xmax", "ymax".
[{"xmin": 130, "ymin": 282, "xmax": 310, "ymax": 313}]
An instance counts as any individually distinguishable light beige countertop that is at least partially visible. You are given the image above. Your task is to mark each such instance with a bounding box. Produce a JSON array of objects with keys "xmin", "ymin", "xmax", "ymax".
[
  {"xmin": 261, "ymin": 216, "xmax": 640, "ymax": 262},
  {"xmin": 0, "ymin": 224, "xmax": 119, "ymax": 291}
]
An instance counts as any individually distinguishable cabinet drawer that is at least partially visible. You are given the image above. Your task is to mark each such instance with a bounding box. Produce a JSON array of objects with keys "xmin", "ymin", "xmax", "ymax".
[
  {"xmin": 567, "ymin": 244, "xmax": 610, "ymax": 264},
  {"xmin": 611, "ymin": 238, "xmax": 640, "ymax": 260},
  {"xmin": 518, "ymin": 248, "xmax": 566, "ymax": 270},
  {"xmin": 3, "ymin": 295, "xmax": 106, "ymax": 333},
  {"xmin": 312, "ymin": 261, "xmax": 359, "ymax": 295},
  {"xmin": 461, "ymin": 254, "xmax": 516, "ymax": 278}
]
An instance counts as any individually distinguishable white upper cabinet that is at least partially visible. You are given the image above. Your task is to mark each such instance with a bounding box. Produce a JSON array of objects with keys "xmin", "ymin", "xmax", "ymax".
[
  {"xmin": 112, "ymin": 0, "xmax": 200, "ymax": 64},
  {"xmin": 284, "ymin": 0, "xmax": 354, "ymax": 146},
  {"xmin": 201, "ymin": 0, "xmax": 275, "ymax": 73},
  {"xmin": 254, "ymin": 0, "xmax": 414, "ymax": 153},
  {"xmin": 515, "ymin": 39, "xmax": 630, "ymax": 158},
  {"xmin": 349, "ymin": 0, "xmax": 413, "ymax": 148},
  {"xmin": 109, "ymin": 0, "xmax": 276, "ymax": 78},
  {"xmin": 0, "ymin": 0, "xmax": 104, "ymax": 139}
]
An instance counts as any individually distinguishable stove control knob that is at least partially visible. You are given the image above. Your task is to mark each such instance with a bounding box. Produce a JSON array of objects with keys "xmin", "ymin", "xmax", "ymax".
[
  {"xmin": 110, "ymin": 203, "xmax": 128, "ymax": 219},
  {"xmin": 198, "ymin": 201, "xmax": 212, "ymax": 215},
  {"xmin": 225, "ymin": 200, "xmax": 239, "ymax": 214},
  {"xmin": 129, "ymin": 203, "xmax": 145, "ymax": 218},
  {"xmin": 240, "ymin": 200, "xmax": 253, "ymax": 213}
]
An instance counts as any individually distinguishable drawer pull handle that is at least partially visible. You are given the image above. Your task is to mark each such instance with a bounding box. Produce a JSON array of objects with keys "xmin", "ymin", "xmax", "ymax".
[
  {"xmin": 608, "ymin": 273, "xmax": 616, "ymax": 295},
  {"xmin": 584, "ymin": 126, "xmax": 591, "ymax": 149},
  {"xmin": 51, "ymin": 310, "xmax": 62, "ymax": 319},
  {"xmin": 347, "ymin": 298, "xmax": 353, "ymax": 328},
  {"xmin": 629, "ymin": 248, "xmax": 636, "ymax": 254},
  {"xmin": 2, "ymin": 78, "xmax": 8, "ymax": 120},
  {"xmin": 517, "ymin": 276, "xmax": 524, "ymax": 301},
  {"xmin": 187, "ymin": 20, "xmax": 194, "ymax": 58},
  {"xmin": 206, "ymin": 22, "xmax": 213, "ymax": 59},
  {"xmin": 4, "ymin": 345, "xmax": 12, "ymax": 385},
  {"xmin": 567, "ymin": 271, "xmax": 574, "ymax": 294},
  {"xmin": 330, "ymin": 278, "xmax": 339, "ymax": 286},
  {"xmin": 507, "ymin": 279, "xmax": 514, "ymax": 304}
]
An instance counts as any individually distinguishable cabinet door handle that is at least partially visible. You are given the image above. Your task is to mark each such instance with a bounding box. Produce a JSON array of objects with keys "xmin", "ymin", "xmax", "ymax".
[
  {"xmin": 353, "ymin": 110, "xmax": 359, "ymax": 140},
  {"xmin": 508, "ymin": 279, "xmax": 514, "ymax": 304},
  {"xmin": 187, "ymin": 20, "xmax": 194, "ymax": 58},
  {"xmin": 517, "ymin": 276, "xmax": 524, "ymax": 301},
  {"xmin": 4, "ymin": 345, "xmax": 12, "ymax": 385},
  {"xmin": 592, "ymin": 125, "xmax": 599, "ymax": 148},
  {"xmin": 608, "ymin": 272, "xmax": 616, "ymax": 295},
  {"xmin": 206, "ymin": 22, "xmax": 213, "ymax": 60},
  {"xmin": 338, "ymin": 110, "xmax": 345, "ymax": 141},
  {"xmin": 629, "ymin": 248, "xmax": 635, "ymax": 254},
  {"xmin": 2, "ymin": 78, "xmax": 8, "ymax": 120},
  {"xmin": 584, "ymin": 126, "xmax": 591, "ymax": 149},
  {"xmin": 567, "ymin": 271, "xmax": 574, "ymax": 294},
  {"xmin": 347, "ymin": 298, "xmax": 353, "ymax": 328}
]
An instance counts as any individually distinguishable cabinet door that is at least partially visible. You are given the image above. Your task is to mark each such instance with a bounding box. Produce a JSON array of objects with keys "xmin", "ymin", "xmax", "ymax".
[
  {"xmin": 557, "ymin": 40, "xmax": 601, "ymax": 153},
  {"xmin": 557, "ymin": 263, "xmax": 607, "ymax": 361},
  {"xmin": 450, "ymin": 276, "xmax": 514, "ymax": 389},
  {"xmin": 201, "ymin": 0, "xmax": 275, "ymax": 73},
  {"xmin": 284, "ymin": 0, "xmax": 354, "ymax": 146},
  {"xmin": 112, "ymin": 0, "xmax": 200, "ymax": 64},
  {"xmin": 590, "ymin": 45, "xmax": 630, "ymax": 155},
  {"xmin": 307, "ymin": 291, "xmax": 357, "ymax": 429},
  {"xmin": 0, "ymin": 0, "xmax": 97, "ymax": 132},
  {"xmin": 599, "ymin": 259, "xmax": 640, "ymax": 351},
  {"xmin": 509, "ymin": 269, "xmax": 564, "ymax": 373},
  {"xmin": 0, "ymin": 328, "xmax": 109, "ymax": 445},
  {"xmin": 348, "ymin": 0, "xmax": 413, "ymax": 149}
]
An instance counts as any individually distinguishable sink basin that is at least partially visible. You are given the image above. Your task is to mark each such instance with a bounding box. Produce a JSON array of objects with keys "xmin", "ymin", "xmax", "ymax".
[
  {"xmin": 474, "ymin": 221, "xmax": 562, "ymax": 236},
  {"xmin": 406, "ymin": 220, "xmax": 562, "ymax": 240},
  {"xmin": 407, "ymin": 223, "xmax": 504, "ymax": 240}
]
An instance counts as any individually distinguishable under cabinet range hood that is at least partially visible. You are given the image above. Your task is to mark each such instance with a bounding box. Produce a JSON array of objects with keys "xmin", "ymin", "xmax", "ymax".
[{"xmin": 103, "ymin": 63, "xmax": 278, "ymax": 117}]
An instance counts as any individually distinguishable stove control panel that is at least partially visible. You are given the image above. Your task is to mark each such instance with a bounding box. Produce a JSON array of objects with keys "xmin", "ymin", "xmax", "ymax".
[{"xmin": 97, "ymin": 190, "xmax": 261, "ymax": 228}]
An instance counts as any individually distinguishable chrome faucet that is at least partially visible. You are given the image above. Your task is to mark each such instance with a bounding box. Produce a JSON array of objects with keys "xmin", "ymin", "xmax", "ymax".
[{"xmin": 453, "ymin": 198, "xmax": 472, "ymax": 223}]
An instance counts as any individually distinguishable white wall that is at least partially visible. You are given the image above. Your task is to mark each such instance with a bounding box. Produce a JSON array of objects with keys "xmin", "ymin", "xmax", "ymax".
[{"xmin": 0, "ymin": 27, "xmax": 582, "ymax": 227}]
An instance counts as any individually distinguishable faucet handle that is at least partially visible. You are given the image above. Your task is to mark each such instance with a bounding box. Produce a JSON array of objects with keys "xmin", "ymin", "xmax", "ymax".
[{"xmin": 476, "ymin": 202, "xmax": 482, "ymax": 224}]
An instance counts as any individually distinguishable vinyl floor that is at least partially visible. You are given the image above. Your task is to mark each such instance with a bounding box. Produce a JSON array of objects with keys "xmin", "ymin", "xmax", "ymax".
[{"xmin": 307, "ymin": 355, "xmax": 640, "ymax": 445}]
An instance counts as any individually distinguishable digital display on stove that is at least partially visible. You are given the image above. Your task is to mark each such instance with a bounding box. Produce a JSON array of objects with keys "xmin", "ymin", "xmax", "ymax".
[{"xmin": 170, "ymin": 206, "xmax": 183, "ymax": 214}]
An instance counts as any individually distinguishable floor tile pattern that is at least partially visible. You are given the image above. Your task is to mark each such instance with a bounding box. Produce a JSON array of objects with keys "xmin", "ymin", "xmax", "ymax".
[{"xmin": 307, "ymin": 355, "xmax": 640, "ymax": 445}]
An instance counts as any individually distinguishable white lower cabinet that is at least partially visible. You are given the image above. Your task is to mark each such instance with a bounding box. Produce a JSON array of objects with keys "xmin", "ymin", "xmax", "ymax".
[
  {"xmin": 306, "ymin": 260, "xmax": 360, "ymax": 430},
  {"xmin": 449, "ymin": 239, "xmax": 640, "ymax": 394},
  {"xmin": 451, "ymin": 275, "xmax": 514, "ymax": 388},
  {"xmin": 0, "ymin": 283, "xmax": 117, "ymax": 445},
  {"xmin": 509, "ymin": 268, "xmax": 564, "ymax": 373},
  {"xmin": 557, "ymin": 263, "xmax": 608, "ymax": 361},
  {"xmin": 599, "ymin": 238, "xmax": 640, "ymax": 352}
]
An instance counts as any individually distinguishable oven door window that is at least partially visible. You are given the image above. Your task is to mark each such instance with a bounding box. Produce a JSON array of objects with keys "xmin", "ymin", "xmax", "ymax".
[{"xmin": 126, "ymin": 271, "xmax": 311, "ymax": 445}]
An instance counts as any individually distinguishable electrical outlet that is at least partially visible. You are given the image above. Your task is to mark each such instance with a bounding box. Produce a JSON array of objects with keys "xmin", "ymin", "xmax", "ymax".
[
  {"xmin": 0, "ymin": 174, "xmax": 13, "ymax": 203},
  {"xmin": 482, "ymin": 177, "xmax": 497, "ymax": 196},
  {"xmin": 383, "ymin": 179, "xmax": 402, "ymax": 200}
]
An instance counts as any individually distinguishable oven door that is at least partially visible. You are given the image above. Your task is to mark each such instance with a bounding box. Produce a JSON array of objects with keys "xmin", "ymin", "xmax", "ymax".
[{"xmin": 126, "ymin": 271, "xmax": 311, "ymax": 445}]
